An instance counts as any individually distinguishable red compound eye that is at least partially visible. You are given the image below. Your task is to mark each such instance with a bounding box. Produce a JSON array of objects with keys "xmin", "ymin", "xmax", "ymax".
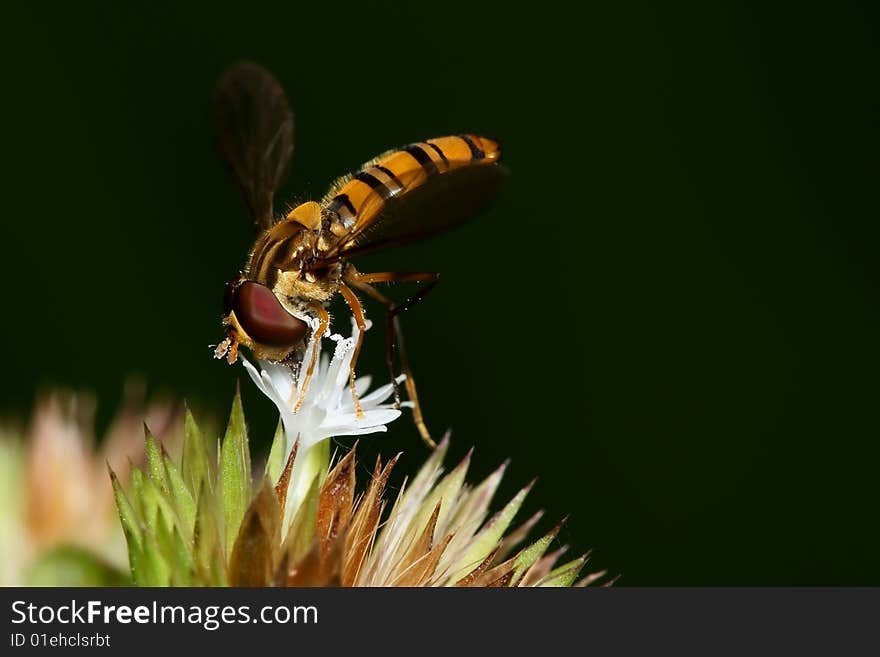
[{"xmin": 232, "ymin": 281, "xmax": 307, "ymax": 348}]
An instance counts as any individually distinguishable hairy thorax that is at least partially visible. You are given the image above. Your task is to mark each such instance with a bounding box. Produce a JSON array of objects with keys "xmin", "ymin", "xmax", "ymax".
[
  {"xmin": 274, "ymin": 262, "xmax": 342, "ymax": 305},
  {"xmin": 241, "ymin": 214, "xmax": 335, "ymax": 319}
]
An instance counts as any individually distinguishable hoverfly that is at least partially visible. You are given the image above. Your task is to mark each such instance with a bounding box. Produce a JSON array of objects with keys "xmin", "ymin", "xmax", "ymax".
[{"xmin": 212, "ymin": 63, "xmax": 505, "ymax": 447}]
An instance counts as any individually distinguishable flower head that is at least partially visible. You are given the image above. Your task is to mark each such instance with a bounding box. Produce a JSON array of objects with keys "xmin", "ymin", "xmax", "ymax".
[
  {"xmin": 241, "ymin": 319, "xmax": 401, "ymax": 456},
  {"xmin": 300, "ymin": 437, "xmax": 603, "ymax": 587},
  {"xmin": 241, "ymin": 319, "xmax": 403, "ymax": 529},
  {"xmin": 109, "ymin": 323, "xmax": 607, "ymax": 587},
  {"xmin": 0, "ymin": 386, "xmax": 182, "ymax": 585}
]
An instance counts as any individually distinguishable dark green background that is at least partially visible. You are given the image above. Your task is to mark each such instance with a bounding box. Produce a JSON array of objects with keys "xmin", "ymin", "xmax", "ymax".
[{"xmin": 3, "ymin": 2, "xmax": 878, "ymax": 584}]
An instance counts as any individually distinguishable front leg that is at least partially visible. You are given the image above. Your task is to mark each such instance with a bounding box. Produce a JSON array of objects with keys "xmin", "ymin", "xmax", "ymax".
[{"xmin": 293, "ymin": 304, "xmax": 330, "ymax": 413}]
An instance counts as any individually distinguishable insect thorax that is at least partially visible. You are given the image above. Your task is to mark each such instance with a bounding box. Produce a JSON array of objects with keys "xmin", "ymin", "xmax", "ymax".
[
  {"xmin": 274, "ymin": 262, "xmax": 341, "ymax": 305},
  {"xmin": 246, "ymin": 221, "xmax": 311, "ymax": 286}
]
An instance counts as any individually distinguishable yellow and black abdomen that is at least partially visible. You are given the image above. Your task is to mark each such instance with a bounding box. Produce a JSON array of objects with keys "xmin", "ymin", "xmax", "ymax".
[{"xmin": 322, "ymin": 135, "xmax": 501, "ymax": 236}]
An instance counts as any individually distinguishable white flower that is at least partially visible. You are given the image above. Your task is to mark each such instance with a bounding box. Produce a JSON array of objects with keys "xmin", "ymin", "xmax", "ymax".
[{"xmin": 241, "ymin": 318, "xmax": 403, "ymax": 528}]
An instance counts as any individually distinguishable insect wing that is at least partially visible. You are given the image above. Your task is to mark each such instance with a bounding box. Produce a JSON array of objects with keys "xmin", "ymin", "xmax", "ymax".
[
  {"xmin": 322, "ymin": 162, "xmax": 506, "ymax": 261},
  {"xmin": 213, "ymin": 63, "xmax": 294, "ymax": 230}
]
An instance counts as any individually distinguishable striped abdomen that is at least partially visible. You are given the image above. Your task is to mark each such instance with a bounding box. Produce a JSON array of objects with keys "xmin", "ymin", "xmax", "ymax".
[{"xmin": 321, "ymin": 134, "xmax": 500, "ymax": 237}]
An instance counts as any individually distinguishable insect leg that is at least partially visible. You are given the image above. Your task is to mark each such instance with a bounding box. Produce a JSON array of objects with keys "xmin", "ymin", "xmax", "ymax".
[
  {"xmin": 338, "ymin": 284, "xmax": 367, "ymax": 418},
  {"xmin": 294, "ymin": 304, "xmax": 330, "ymax": 413},
  {"xmin": 345, "ymin": 270, "xmax": 439, "ymax": 448}
]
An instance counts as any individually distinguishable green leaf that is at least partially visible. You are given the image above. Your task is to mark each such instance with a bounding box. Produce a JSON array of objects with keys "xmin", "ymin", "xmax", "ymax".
[
  {"xmin": 110, "ymin": 466, "xmax": 147, "ymax": 584},
  {"xmin": 140, "ymin": 523, "xmax": 171, "ymax": 586},
  {"xmin": 220, "ymin": 388, "xmax": 252, "ymax": 556},
  {"xmin": 406, "ymin": 436, "xmax": 449, "ymax": 501},
  {"xmin": 145, "ymin": 430, "xmax": 170, "ymax": 494},
  {"xmin": 127, "ymin": 542, "xmax": 149, "ymax": 587},
  {"xmin": 193, "ymin": 481, "xmax": 227, "ymax": 586},
  {"xmin": 413, "ymin": 449, "xmax": 471, "ymax": 545},
  {"xmin": 142, "ymin": 426, "xmax": 198, "ymax": 545},
  {"xmin": 181, "ymin": 404, "xmax": 210, "ymax": 497},
  {"xmin": 537, "ymin": 554, "xmax": 587, "ymax": 587},
  {"xmin": 153, "ymin": 509, "xmax": 195, "ymax": 586},
  {"xmin": 446, "ymin": 460, "xmax": 507, "ymax": 532},
  {"xmin": 512, "ymin": 517, "xmax": 567, "ymax": 586},
  {"xmin": 448, "ymin": 479, "xmax": 533, "ymax": 583},
  {"xmin": 129, "ymin": 464, "xmax": 146, "ymax": 520},
  {"xmin": 264, "ymin": 418, "xmax": 286, "ymax": 485},
  {"xmin": 164, "ymin": 453, "xmax": 196, "ymax": 542},
  {"xmin": 139, "ymin": 475, "xmax": 176, "ymax": 538},
  {"xmin": 110, "ymin": 466, "xmax": 142, "ymax": 549}
]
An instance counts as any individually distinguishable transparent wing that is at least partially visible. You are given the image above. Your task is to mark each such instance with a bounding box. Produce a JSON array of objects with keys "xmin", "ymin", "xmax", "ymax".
[
  {"xmin": 320, "ymin": 162, "xmax": 507, "ymax": 262},
  {"xmin": 213, "ymin": 63, "xmax": 294, "ymax": 230}
]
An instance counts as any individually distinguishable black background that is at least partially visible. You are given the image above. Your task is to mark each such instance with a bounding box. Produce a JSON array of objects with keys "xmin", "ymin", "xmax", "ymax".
[{"xmin": 2, "ymin": 2, "xmax": 878, "ymax": 584}]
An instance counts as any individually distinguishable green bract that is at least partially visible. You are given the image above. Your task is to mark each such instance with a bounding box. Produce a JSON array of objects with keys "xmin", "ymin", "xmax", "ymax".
[{"xmin": 111, "ymin": 392, "xmax": 605, "ymax": 587}]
